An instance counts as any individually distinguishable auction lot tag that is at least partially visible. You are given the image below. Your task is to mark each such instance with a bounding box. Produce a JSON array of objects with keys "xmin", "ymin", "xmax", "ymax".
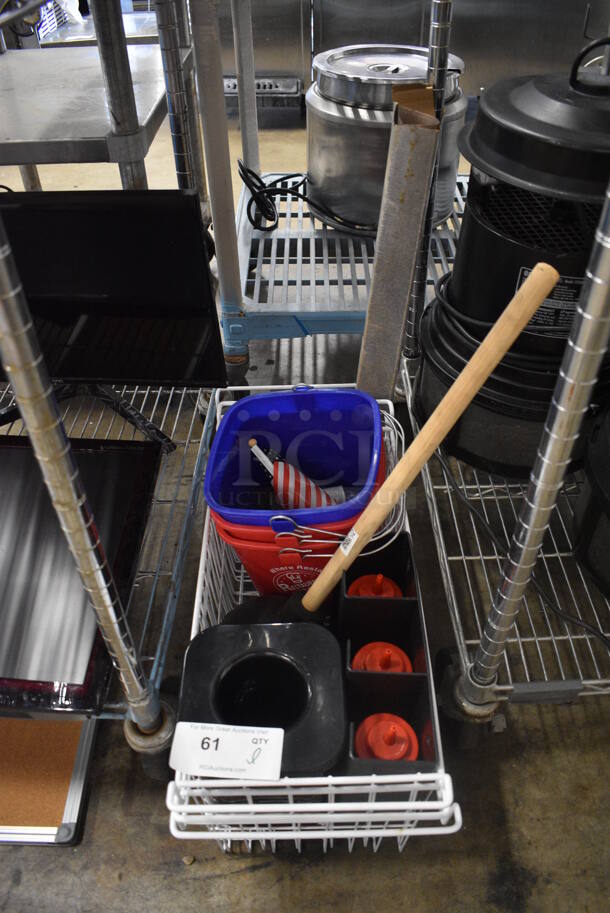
[{"xmin": 169, "ymin": 722, "xmax": 284, "ymax": 780}]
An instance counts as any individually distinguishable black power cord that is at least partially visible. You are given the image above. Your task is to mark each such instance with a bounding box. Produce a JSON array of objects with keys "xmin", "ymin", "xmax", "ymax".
[
  {"xmin": 432, "ymin": 446, "xmax": 610, "ymax": 654},
  {"xmin": 237, "ymin": 160, "xmax": 378, "ymax": 234},
  {"xmin": 0, "ymin": 185, "xmax": 14, "ymax": 192}
]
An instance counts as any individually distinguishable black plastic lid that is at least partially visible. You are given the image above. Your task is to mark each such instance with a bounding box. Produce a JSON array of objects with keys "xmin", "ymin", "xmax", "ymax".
[
  {"xmin": 178, "ymin": 624, "xmax": 346, "ymax": 776},
  {"xmin": 459, "ymin": 39, "xmax": 610, "ymax": 202}
]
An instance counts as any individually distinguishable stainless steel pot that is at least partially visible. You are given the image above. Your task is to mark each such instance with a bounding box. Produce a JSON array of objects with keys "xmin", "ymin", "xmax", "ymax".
[{"xmin": 306, "ymin": 45, "xmax": 466, "ymax": 229}]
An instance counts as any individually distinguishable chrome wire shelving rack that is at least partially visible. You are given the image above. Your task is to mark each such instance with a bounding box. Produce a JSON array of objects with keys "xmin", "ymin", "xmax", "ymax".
[
  {"xmin": 403, "ymin": 369, "xmax": 610, "ymax": 702},
  {"xmin": 167, "ymin": 383, "xmax": 461, "ymax": 850},
  {"xmin": 400, "ymin": 178, "xmax": 610, "ymax": 702},
  {"xmin": 0, "ymin": 382, "xmax": 215, "ymax": 717}
]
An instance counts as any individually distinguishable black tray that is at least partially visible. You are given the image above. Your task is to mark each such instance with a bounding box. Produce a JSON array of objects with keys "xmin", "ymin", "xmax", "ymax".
[
  {"xmin": 332, "ymin": 532, "xmax": 439, "ymax": 775},
  {"xmin": 0, "ymin": 190, "xmax": 227, "ymax": 387},
  {"xmin": 0, "ymin": 437, "xmax": 161, "ymax": 716}
]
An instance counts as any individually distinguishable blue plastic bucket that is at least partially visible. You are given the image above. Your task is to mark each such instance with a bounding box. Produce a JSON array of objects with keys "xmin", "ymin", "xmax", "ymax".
[{"xmin": 204, "ymin": 387, "xmax": 383, "ymax": 527}]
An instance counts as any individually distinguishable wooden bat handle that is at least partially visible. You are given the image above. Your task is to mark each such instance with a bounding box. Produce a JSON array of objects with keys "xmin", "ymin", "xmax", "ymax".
[{"xmin": 301, "ymin": 261, "xmax": 560, "ymax": 612}]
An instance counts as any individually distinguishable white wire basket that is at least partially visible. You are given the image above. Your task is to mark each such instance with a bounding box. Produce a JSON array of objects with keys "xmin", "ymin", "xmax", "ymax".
[{"xmin": 167, "ymin": 383, "xmax": 461, "ymax": 851}]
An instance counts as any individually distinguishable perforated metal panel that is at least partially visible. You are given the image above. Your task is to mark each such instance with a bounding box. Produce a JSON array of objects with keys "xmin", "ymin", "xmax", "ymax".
[{"xmin": 478, "ymin": 185, "xmax": 601, "ymax": 254}]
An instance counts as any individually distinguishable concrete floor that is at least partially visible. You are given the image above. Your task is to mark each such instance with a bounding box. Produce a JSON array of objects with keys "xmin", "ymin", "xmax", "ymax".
[{"xmin": 1, "ymin": 117, "xmax": 609, "ymax": 913}]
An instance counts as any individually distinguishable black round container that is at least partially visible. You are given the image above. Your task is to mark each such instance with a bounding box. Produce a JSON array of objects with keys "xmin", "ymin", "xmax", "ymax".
[
  {"xmin": 440, "ymin": 276, "xmax": 579, "ymax": 359},
  {"xmin": 414, "ymin": 298, "xmax": 598, "ymax": 479},
  {"xmin": 448, "ymin": 175, "xmax": 602, "ymax": 353},
  {"xmin": 420, "ymin": 43, "xmax": 610, "ymax": 477},
  {"xmin": 435, "ymin": 275, "xmax": 610, "ymax": 403},
  {"xmin": 573, "ymin": 411, "xmax": 610, "ymax": 599},
  {"xmin": 450, "ymin": 41, "xmax": 610, "ymax": 354}
]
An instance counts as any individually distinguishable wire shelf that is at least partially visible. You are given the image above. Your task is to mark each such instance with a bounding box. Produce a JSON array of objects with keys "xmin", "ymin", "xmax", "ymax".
[
  {"xmin": 167, "ymin": 774, "xmax": 461, "ymax": 851},
  {"xmin": 0, "ymin": 382, "xmax": 213, "ymax": 715},
  {"xmin": 236, "ymin": 175, "xmax": 468, "ymax": 318},
  {"xmin": 170, "ymin": 383, "xmax": 460, "ymax": 849},
  {"xmin": 403, "ymin": 378, "xmax": 610, "ymax": 700},
  {"xmin": 400, "ymin": 181, "xmax": 610, "ymax": 699},
  {"xmin": 238, "ymin": 175, "xmax": 373, "ymax": 314}
]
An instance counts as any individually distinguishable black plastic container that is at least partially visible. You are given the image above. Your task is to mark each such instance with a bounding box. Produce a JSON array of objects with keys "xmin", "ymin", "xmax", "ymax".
[
  {"xmin": 433, "ymin": 283, "xmax": 610, "ymax": 409},
  {"xmin": 430, "ymin": 45, "xmax": 610, "ymax": 476},
  {"xmin": 431, "ymin": 284, "xmax": 567, "ymax": 409},
  {"xmin": 574, "ymin": 411, "xmax": 610, "ymax": 599},
  {"xmin": 415, "ymin": 297, "xmax": 595, "ymax": 479},
  {"xmin": 342, "ymin": 532, "xmax": 414, "ymax": 600},
  {"xmin": 343, "ymin": 672, "xmax": 434, "ymax": 775},
  {"xmin": 448, "ymin": 174, "xmax": 602, "ymax": 352},
  {"xmin": 178, "ymin": 624, "xmax": 346, "ymax": 776}
]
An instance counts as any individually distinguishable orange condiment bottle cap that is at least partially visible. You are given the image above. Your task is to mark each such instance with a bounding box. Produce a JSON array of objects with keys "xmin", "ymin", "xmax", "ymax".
[
  {"xmin": 347, "ymin": 574, "xmax": 403, "ymax": 598},
  {"xmin": 354, "ymin": 713, "xmax": 419, "ymax": 761},
  {"xmin": 352, "ymin": 641, "xmax": 412, "ymax": 673}
]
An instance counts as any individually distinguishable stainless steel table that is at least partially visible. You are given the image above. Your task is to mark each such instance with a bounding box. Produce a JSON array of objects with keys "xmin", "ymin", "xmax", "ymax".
[
  {"xmin": 40, "ymin": 11, "xmax": 158, "ymax": 47},
  {"xmin": 0, "ymin": 46, "xmax": 171, "ymax": 165}
]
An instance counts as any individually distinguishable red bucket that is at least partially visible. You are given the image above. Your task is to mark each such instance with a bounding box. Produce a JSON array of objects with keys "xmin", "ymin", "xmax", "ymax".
[
  {"xmin": 215, "ymin": 523, "xmax": 339, "ymax": 595},
  {"xmin": 211, "ymin": 508, "xmax": 353, "ymax": 544}
]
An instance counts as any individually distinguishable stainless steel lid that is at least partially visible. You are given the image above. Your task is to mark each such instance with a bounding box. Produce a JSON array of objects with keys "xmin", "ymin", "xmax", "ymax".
[{"xmin": 314, "ymin": 44, "xmax": 464, "ymax": 109}]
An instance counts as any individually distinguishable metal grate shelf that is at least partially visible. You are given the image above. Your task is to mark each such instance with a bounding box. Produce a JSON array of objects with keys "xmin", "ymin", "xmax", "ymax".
[
  {"xmin": 399, "ymin": 178, "xmax": 610, "ymax": 700},
  {"xmin": 239, "ymin": 177, "xmax": 375, "ymax": 314},
  {"xmin": 402, "ymin": 402, "xmax": 610, "ymax": 700},
  {"xmin": 228, "ymin": 173, "xmax": 468, "ymax": 345},
  {"xmin": 0, "ymin": 382, "xmax": 214, "ymax": 716}
]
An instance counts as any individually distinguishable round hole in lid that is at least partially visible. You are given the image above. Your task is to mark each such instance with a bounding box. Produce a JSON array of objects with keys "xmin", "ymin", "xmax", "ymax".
[
  {"xmin": 214, "ymin": 653, "xmax": 310, "ymax": 730},
  {"xmin": 367, "ymin": 63, "xmax": 404, "ymax": 74}
]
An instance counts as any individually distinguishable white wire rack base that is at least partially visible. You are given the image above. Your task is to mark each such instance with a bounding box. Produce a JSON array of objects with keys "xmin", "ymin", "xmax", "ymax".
[
  {"xmin": 0, "ymin": 382, "xmax": 212, "ymax": 713},
  {"xmin": 401, "ymin": 367, "xmax": 610, "ymax": 701},
  {"xmin": 168, "ymin": 383, "xmax": 461, "ymax": 850}
]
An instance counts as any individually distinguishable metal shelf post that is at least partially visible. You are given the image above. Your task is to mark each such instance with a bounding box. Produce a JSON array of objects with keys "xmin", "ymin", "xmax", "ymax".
[
  {"xmin": 155, "ymin": 0, "xmax": 198, "ymax": 191},
  {"xmin": 404, "ymin": 0, "xmax": 454, "ymax": 358},
  {"xmin": 230, "ymin": 0, "xmax": 260, "ymax": 173},
  {"xmin": 189, "ymin": 0, "xmax": 246, "ymax": 361},
  {"xmin": 90, "ymin": 0, "xmax": 149, "ymax": 190},
  {"xmin": 18, "ymin": 164, "xmax": 42, "ymax": 191},
  {"xmin": 0, "ymin": 217, "xmax": 161, "ymax": 732},
  {"xmin": 172, "ymin": 0, "xmax": 211, "ymax": 216}
]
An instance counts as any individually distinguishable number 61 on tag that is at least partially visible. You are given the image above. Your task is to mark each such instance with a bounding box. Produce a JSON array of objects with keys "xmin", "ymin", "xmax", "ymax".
[{"xmin": 169, "ymin": 722, "xmax": 284, "ymax": 780}]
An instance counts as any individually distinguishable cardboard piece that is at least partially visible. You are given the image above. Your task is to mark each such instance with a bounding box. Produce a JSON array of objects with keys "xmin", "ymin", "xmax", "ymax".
[
  {"xmin": 357, "ymin": 84, "xmax": 439, "ymax": 399},
  {"xmin": 0, "ymin": 718, "xmax": 82, "ymax": 828},
  {"xmin": 392, "ymin": 83, "xmax": 436, "ymax": 118}
]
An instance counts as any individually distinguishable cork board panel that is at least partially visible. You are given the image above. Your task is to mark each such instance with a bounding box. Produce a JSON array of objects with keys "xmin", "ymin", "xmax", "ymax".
[{"xmin": 0, "ymin": 719, "xmax": 83, "ymax": 827}]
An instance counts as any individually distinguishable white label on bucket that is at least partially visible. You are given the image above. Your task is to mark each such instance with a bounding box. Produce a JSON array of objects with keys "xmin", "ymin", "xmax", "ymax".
[
  {"xmin": 339, "ymin": 529, "xmax": 359, "ymax": 557},
  {"xmin": 169, "ymin": 722, "xmax": 284, "ymax": 780}
]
